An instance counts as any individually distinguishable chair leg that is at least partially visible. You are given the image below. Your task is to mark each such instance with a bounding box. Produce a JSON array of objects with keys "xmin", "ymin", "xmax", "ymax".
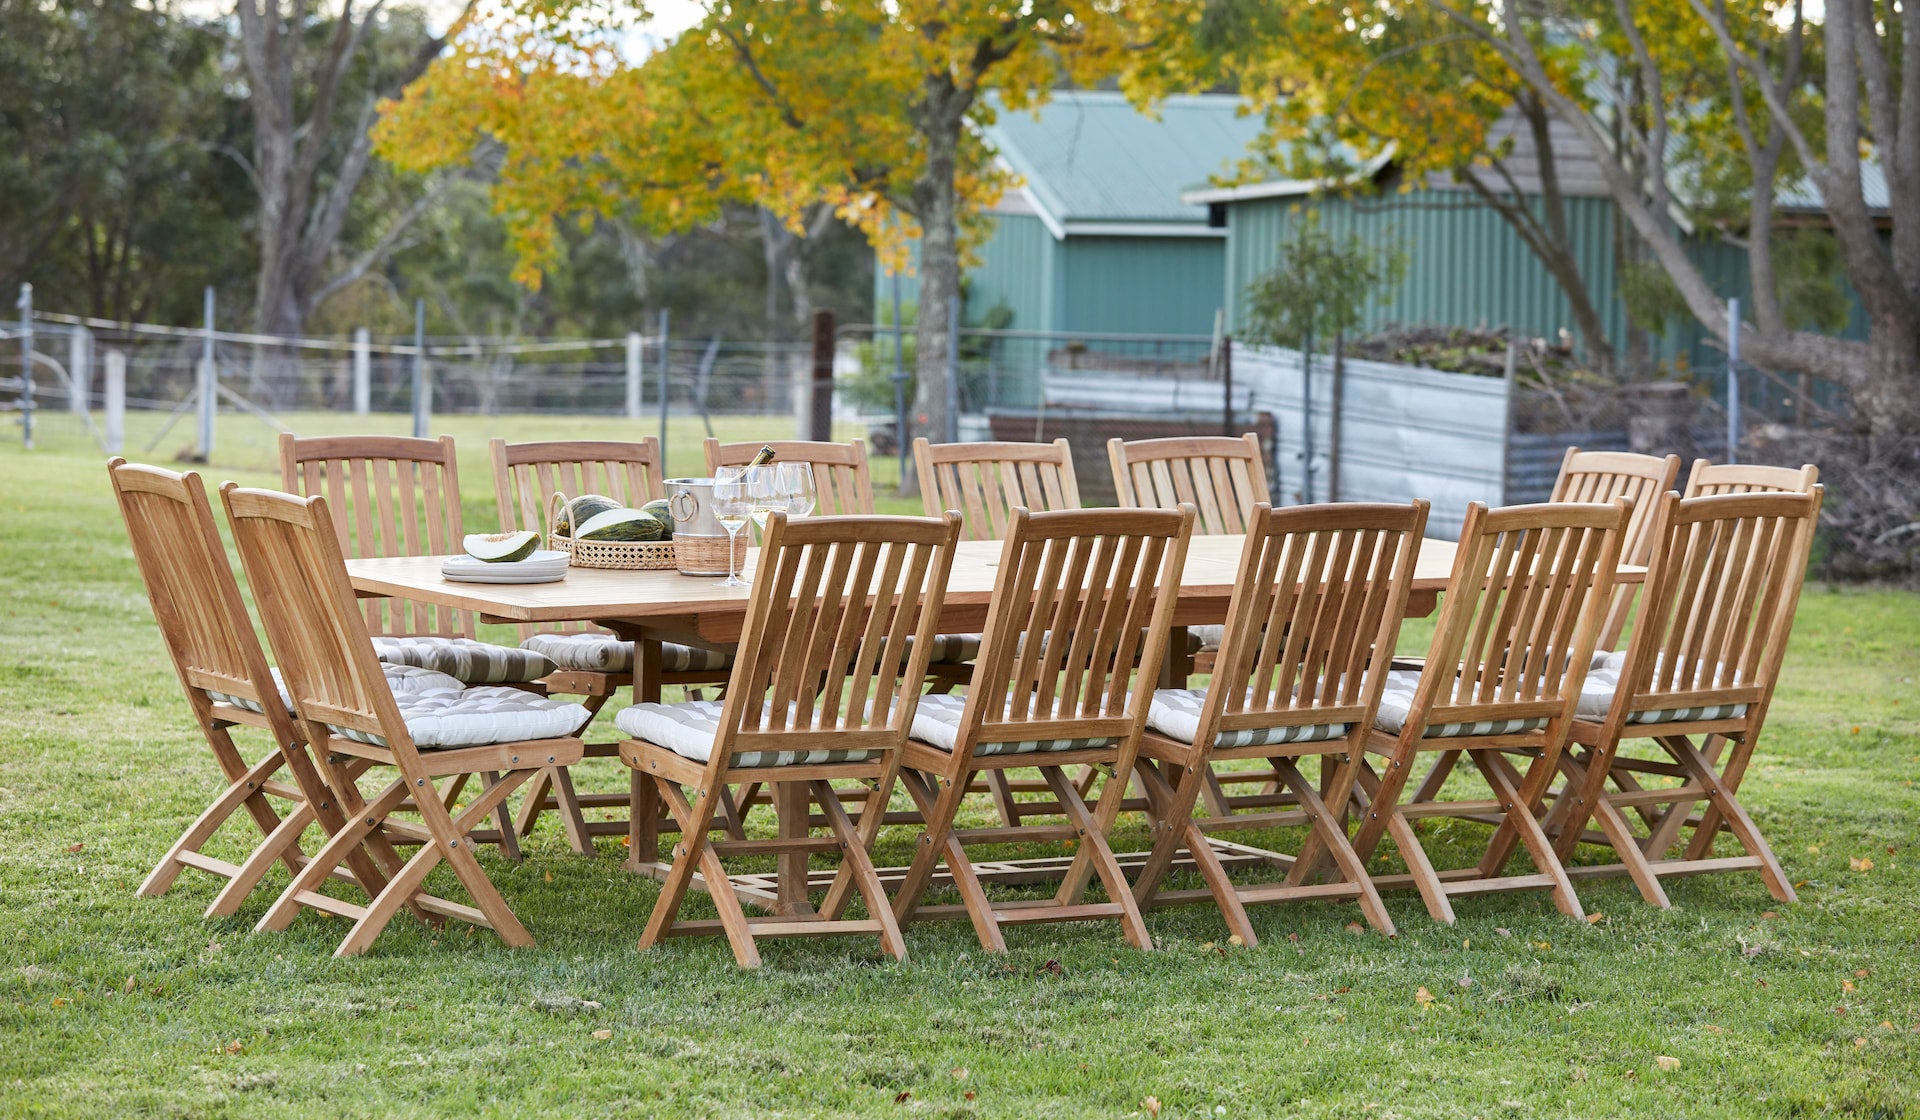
[
  {"xmin": 1352, "ymin": 762, "xmax": 1457, "ymax": 924},
  {"xmin": 1682, "ymin": 734, "xmax": 1746, "ymax": 861},
  {"xmin": 512, "ymin": 766, "xmax": 556, "ymax": 839},
  {"xmin": 205, "ymin": 801, "xmax": 317, "ymax": 919},
  {"xmin": 1041, "ymin": 767, "xmax": 1151, "ymax": 951},
  {"xmin": 983, "ymin": 769, "xmax": 1021, "ymax": 828},
  {"xmin": 257, "ymin": 778, "xmax": 410, "ymax": 933},
  {"xmin": 1472, "ymin": 750, "xmax": 1583, "ymax": 919},
  {"xmin": 626, "ymin": 769, "xmax": 660, "ymax": 869},
  {"xmin": 894, "ymin": 769, "xmax": 1005, "ymax": 953},
  {"xmin": 480, "ymin": 772, "xmax": 523, "ymax": 862},
  {"xmin": 139, "ymin": 747, "xmax": 298, "ymax": 899},
  {"xmin": 812, "ymin": 780, "xmax": 908, "ymax": 962},
  {"xmin": 1275, "ymin": 760, "xmax": 1394, "ymax": 936},
  {"xmin": 1287, "ymin": 749, "xmax": 1365, "ymax": 886},
  {"xmin": 639, "ymin": 778, "xmax": 729, "ymax": 955},
  {"xmin": 1668, "ymin": 736, "xmax": 1796, "ymax": 903},
  {"xmin": 1555, "ymin": 750, "xmax": 1673, "ymax": 907},
  {"xmin": 1127, "ymin": 757, "xmax": 1205, "ymax": 911}
]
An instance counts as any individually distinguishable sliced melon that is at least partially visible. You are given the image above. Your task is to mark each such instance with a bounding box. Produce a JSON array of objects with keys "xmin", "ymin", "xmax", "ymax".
[
  {"xmin": 640, "ymin": 498, "xmax": 675, "ymax": 539},
  {"xmin": 576, "ymin": 507, "xmax": 669, "ymax": 542},
  {"xmin": 554, "ymin": 493, "xmax": 621, "ymax": 537},
  {"xmin": 464, "ymin": 530, "xmax": 540, "ymax": 563}
]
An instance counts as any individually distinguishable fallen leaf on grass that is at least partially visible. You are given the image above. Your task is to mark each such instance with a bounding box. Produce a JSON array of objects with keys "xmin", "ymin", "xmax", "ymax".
[
  {"xmin": 1880, "ymin": 1021, "xmax": 1894, "ymax": 1030},
  {"xmin": 1495, "ymin": 927, "xmax": 1512, "ymax": 937},
  {"xmin": 1038, "ymin": 959, "xmax": 1062, "ymax": 976},
  {"xmin": 1854, "ymin": 1037, "xmax": 1868, "ymax": 1048},
  {"xmin": 963, "ymin": 1091, "xmax": 976, "ymax": 1102},
  {"xmin": 1703, "ymin": 1024, "xmax": 1726, "ymax": 1034},
  {"xmin": 224, "ymin": 1039, "xmax": 244, "ymax": 1055},
  {"xmin": 894, "ymin": 1091, "xmax": 911, "ymax": 1104},
  {"xmin": 544, "ymin": 871, "xmax": 552, "ymax": 882},
  {"xmin": 1843, "ymin": 980, "xmax": 1857, "ymax": 993},
  {"xmin": 1458, "ymin": 976, "xmax": 1474, "ymax": 989},
  {"xmin": 1856, "ymin": 969, "xmax": 1871, "ymax": 978},
  {"xmin": 1345, "ymin": 922, "xmax": 1364, "ymax": 936},
  {"xmin": 591, "ymin": 1029, "xmax": 612, "ymax": 1040},
  {"xmin": 1850, "ymin": 857, "xmax": 1875, "ymax": 872},
  {"xmin": 1228, "ymin": 934, "xmax": 1245, "ymax": 947},
  {"xmin": 1586, "ymin": 913, "xmax": 1605, "ymax": 925},
  {"xmin": 1415, "ymin": 986, "xmax": 1436, "ymax": 1008},
  {"xmin": 951, "ymin": 1067, "xmax": 968, "ymax": 1081},
  {"xmin": 66, "ymin": 843, "xmax": 83, "ymax": 853},
  {"xmin": 1142, "ymin": 1096, "xmax": 1163, "ymax": 1117},
  {"xmin": 122, "ymin": 976, "xmax": 136, "ymax": 994},
  {"xmin": 1760, "ymin": 911, "xmax": 1780, "ymax": 920},
  {"xmin": 1654, "ymin": 1056, "xmax": 1680, "ymax": 1072},
  {"xmin": 1532, "ymin": 941, "xmax": 1552, "ymax": 951}
]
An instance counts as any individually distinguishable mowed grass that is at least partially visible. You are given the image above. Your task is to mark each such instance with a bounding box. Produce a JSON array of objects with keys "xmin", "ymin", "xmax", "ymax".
[{"xmin": 1, "ymin": 410, "xmax": 1917, "ymax": 1119}]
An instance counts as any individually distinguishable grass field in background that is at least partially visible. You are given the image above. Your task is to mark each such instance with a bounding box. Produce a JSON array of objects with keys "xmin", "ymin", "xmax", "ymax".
[{"xmin": 1, "ymin": 410, "xmax": 1916, "ymax": 1118}]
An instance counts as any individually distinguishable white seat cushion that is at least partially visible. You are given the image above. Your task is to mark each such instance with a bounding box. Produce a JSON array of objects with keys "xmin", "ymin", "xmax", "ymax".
[
  {"xmin": 615, "ymin": 700, "xmax": 881, "ymax": 768},
  {"xmin": 909, "ymin": 693, "xmax": 1120, "ymax": 756},
  {"xmin": 331, "ymin": 686, "xmax": 589, "ymax": 749},
  {"xmin": 520, "ymin": 631, "xmax": 733, "ymax": 674},
  {"xmin": 1577, "ymin": 651, "xmax": 1750, "ymax": 724},
  {"xmin": 208, "ymin": 664, "xmax": 462, "ymax": 716},
  {"xmin": 1188, "ymin": 625, "xmax": 1224, "ymax": 653},
  {"xmin": 371, "ymin": 636, "xmax": 555, "ymax": 684},
  {"xmin": 1374, "ymin": 669, "xmax": 1552, "ymax": 739},
  {"xmin": 1146, "ymin": 688, "xmax": 1349, "ymax": 748}
]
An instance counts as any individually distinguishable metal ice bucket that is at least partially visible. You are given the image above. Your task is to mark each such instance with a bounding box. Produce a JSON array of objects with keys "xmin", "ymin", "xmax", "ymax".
[{"xmin": 665, "ymin": 477, "xmax": 733, "ymax": 575}]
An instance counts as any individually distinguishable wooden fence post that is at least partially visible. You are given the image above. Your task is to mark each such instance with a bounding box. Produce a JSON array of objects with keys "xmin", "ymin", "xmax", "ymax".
[{"xmin": 809, "ymin": 310, "xmax": 835, "ymax": 442}]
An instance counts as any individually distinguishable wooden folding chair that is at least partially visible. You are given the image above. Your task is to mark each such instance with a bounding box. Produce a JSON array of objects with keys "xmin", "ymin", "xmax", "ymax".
[
  {"xmin": 222, "ymin": 483, "xmax": 589, "ymax": 956},
  {"xmin": 1551, "ymin": 447, "xmax": 1681, "ymax": 649},
  {"xmin": 1130, "ymin": 501, "xmax": 1427, "ymax": 944},
  {"xmin": 279, "ymin": 433, "xmax": 554, "ymax": 688},
  {"xmin": 1683, "ymin": 459, "xmax": 1819, "ymax": 497},
  {"xmin": 111, "ymin": 458, "xmax": 400, "ymax": 918},
  {"xmin": 1548, "ymin": 488, "xmax": 1823, "ymax": 906},
  {"xmin": 914, "ymin": 437, "xmax": 1080, "ymax": 533},
  {"xmin": 704, "ymin": 438, "xmax": 877, "ymax": 515},
  {"xmin": 1348, "ymin": 499, "xmax": 1629, "ymax": 924},
  {"xmin": 891, "ymin": 505, "xmax": 1194, "ymax": 952},
  {"xmin": 618, "ymin": 511, "xmax": 961, "ymax": 967},
  {"xmin": 491, "ymin": 438, "xmax": 732, "ymax": 851},
  {"xmin": 1109, "ymin": 433, "xmax": 1270, "ymax": 676}
]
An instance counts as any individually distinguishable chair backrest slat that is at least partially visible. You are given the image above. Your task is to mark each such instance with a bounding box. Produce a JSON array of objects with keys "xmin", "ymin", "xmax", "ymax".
[
  {"xmin": 108, "ymin": 460, "xmax": 285, "ymax": 720},
  {"xmin": 280, "ymin": 433, "xmax": 470, "ymax": 639},
  {"xmin": 704, "ymin": 439, "xmax": 876, "ymax": 516},
  {"xmin": 704, "ymin": 513, "xmax": 958, "ymax": 763},
  {"xmin": 1682, "ymin": 458, "xmax": 1820, "ymax": 498},
  {"xmin": 949, "ymin": 506, "xmax": 1192, "ymax": 757},
  {"xmin": 1620, "ymin": 489, "xmax": 1822, "ymax": 707},
  {"xmin": 1550, "ymin": 447, "xmax": 1681, "ymax": 649},
  {"xmin": 914, "ymin": 439, "xmax": 1081, "ymax": 540},
  {"xmin": 1109, "ymin": 435, "xmax": 1270, "ymax": 534},
  {"xmin": 221, "ymin": 484, "xmax": 416, "ymax": 755},
  {"xmin": 1411, "ymin": 500, "xmax": 1629, "ymax": 724}
]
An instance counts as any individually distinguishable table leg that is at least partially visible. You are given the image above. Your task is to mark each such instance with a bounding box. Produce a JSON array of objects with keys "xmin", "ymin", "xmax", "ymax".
[
  {"xmin": 775, "ymin": 781, "xmax": 815, "ymax": 916},
  {"xmin": 624, "ymin": 634, "xmax": 668, "ymax": 875},
  {"xmin": 1160, "ymin": 625, "xmax": 1194, "ymax": 687}
]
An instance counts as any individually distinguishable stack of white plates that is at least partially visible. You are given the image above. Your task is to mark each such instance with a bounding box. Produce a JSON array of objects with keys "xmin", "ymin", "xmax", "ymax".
[{"xmin": 440, "ymin": 550, "xmax": 571, "ymax": 584}]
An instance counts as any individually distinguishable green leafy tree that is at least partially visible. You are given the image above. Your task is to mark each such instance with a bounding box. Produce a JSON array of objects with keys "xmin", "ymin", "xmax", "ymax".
[{"xmin": 1243, "ymin": 210, "xmax": 1407, "ymax": 354}]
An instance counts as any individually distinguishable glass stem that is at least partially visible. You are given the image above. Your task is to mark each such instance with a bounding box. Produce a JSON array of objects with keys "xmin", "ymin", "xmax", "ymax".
[{"xmin": 726, "ymin": 525, "xmax": 739, "ymax": 578}]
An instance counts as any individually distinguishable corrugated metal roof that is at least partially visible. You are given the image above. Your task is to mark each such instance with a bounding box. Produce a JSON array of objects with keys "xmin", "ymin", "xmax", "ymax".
[
  {"xmin": 985, "ymin": 92, "xmax": 1265, "ymax": 227},
  {"xmin": 1777, "ymin": 161, "xmax": 1889, "ymax": 212}
]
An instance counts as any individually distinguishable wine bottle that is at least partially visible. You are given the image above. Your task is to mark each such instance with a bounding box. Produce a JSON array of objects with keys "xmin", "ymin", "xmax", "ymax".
[{"xmin": 746, "ymin": 444, "xmax": 777, "ymax": 467}]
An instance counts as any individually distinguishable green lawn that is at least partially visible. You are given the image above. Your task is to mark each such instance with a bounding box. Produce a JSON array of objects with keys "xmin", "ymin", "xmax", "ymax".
[{"xmin": 2, "ymin": 410, "xmax": 1916, "ymax": 1118}]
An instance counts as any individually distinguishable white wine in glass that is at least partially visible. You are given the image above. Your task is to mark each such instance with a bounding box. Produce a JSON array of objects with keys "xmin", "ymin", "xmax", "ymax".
[{"xmin": 712, "ymin": 467, "xmax": 753, "ymax": 588}]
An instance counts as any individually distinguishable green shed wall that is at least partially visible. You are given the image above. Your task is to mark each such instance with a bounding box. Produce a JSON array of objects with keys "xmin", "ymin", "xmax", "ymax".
[{"xmin": 1057, "ymin": 236, "xmax": 1227, "ymax": 335}]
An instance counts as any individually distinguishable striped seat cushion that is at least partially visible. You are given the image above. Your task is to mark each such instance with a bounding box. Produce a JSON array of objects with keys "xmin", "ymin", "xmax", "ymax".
[
  {"xmin": 1146, "ymin": 688, "xmax": 1349, "ymax": 748},
  {"xmin": 520, "ymin": 632, "xmax": 734, "ymax": 674},
  {"xmin": 372, "ymin": 636, "xmax": 555, "ymax": 685},
  {"xmin": 615, "ymin": 700, "xmax": 880, "ymax": 768},
  {"xmin": 909, "ymin": 693, "xmax": 1120, "ymax": 756},
  {"xmin": 1374, "ymin": 670, "xmax": 1551, "ymax": 739},
  {"xmin": 208, "ymin": 664, "xmax": 462, "ymax": 716},
  {"xmin": 331, "ymin": 686, "xmax": 590, "ymax": 749},
  {"xmin": 1577, "ymin": 651, "xmax": 1750, "ymax": 725},
  {"xmin": 912, "ymin": 633, "xmax": 981, "ymax": 665}
]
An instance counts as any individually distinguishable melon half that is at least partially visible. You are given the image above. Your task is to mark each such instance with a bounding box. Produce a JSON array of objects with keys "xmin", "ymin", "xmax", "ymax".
[{"xmin": 463, "ymin": 530, "xmax": 540, "ymax": 563}]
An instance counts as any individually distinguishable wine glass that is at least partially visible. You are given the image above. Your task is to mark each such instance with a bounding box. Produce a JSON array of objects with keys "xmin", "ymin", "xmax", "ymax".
[
  {"xmin": 713, "ymin": 466, "xmax": 753, "ymax": 588},
  {"xmin": 776, "ymin": 462, "xmax": 816, "ymax": 518}
]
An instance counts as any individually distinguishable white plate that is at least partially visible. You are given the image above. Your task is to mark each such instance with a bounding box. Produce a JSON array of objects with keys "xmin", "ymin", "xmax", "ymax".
[{"xmin": 441, "ymin": 550, "xmax": 570, "ymax": 583}]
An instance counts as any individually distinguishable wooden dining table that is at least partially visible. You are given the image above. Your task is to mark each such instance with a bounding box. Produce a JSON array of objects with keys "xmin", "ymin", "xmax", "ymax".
[{"xmin": 346, "ymin": 534, "xmax": 1646, "ymax": 701}]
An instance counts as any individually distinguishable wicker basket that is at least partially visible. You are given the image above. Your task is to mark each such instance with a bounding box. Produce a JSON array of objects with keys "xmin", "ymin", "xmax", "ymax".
[{"xmin": 546, "ymin": 492, "xmax": 677, "ymax": 571}]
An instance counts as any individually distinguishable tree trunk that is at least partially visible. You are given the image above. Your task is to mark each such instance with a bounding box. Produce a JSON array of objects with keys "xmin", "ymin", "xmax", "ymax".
[{"xmin": 908, "ymin": 76, "xmax": 971, "ymax": 451}]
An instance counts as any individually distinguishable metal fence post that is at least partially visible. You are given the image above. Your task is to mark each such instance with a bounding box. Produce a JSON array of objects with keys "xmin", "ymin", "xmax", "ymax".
[
  {"xmin": 657, "ymin": 309, "xmax": 670, "ymax": 461},
  {"xmin": 890, "ymin": 273, "xmax": 909, "ymax": 482},
  {"xmin": 197, "ymin": 286, "xmax": 216, "ymax": 460},
  {"xmin": 16, "ymin": 283, "xmax": 33, "ymax": 449},
  {"xmin": 353, "ymin": 327, "xmax": 371, "ymax": 415},
  {"xmin": 104, "ymin": 350, "xmax": 125, "ymax": 454},
  {"xmin": 809, "ymin": 310, "xmax": 835, "ymax": 442},
  {"xmin": 68, "ymin": 325, "xmax": 90, "ymax": 414},
  {"xmin": 411, "ymin": 300, "xmax": 429, "ymax": 439},
  {"xmin": 1726, "ymin": 296, "xmax": 1741, "ymax": 464},
  {"xmin": 625, "ymin": 330, "xmax": 642, "ymax": 420},
  {"xmin": 1498, "ymin": 336, "xmax": 1518, "ymax": 504}
]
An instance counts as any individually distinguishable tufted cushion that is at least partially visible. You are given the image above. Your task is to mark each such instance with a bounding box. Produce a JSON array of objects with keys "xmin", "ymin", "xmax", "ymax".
[
  {"xmin": 914, "ymin": 633, "xmax": 981, "ymax": 665},
  {"xmin": 208, "ymin": 664, "xmax": 463, "ymax": 716},
  {"xmin": 615, "ymin": 700, "xmax": 880, "ymax": 768},
  {"xmin": 520, "ymin": 631, "xmax": 733, "ymax": 675},
  {"xmin": 1374, "ymin": 670, "xmax": 1552, "ymax": 739},
  {"xmin": 371, "ymin": 636, "xmax": 555, "ymax": 685},
  {"xmin": 1577, "ymin": 651, "xmax": 1750, "ymax": 724},
  {"xmin": 1146, "ymin": 688, "xmax": 1349, "ymax": 748},
  {"xmin": 1187, "ymin": 625, "xmax": 1224, "ymax": 653},
  {"xmin": 330, "ymin": 686, "xmax": 589, "ymax": 749},
  {"xmin": 909, "ymin": 693, "xmax": 1120, "ymax": 756}
]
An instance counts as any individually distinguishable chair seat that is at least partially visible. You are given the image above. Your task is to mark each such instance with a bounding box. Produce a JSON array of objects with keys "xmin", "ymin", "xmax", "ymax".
[
  {"xmin": 1146, "ymin": 688, "xmax": 1349, "ymax": 748},
  {"xmin": 1187, "ymin": 625, "xmax": 1223, "ymax": 653},
  {"xmin": 208, "ymin": 664, "xmax": 463, "ymax": 716},
  {"xmin": 1577, "ymin": 651, "xmax": 1750, "ymax": 724},
  {"xmin": 372, "ymin": 636, "xmax": 555, "ymax": 685},
  {"xmin": 914, "ymin": 633, "xmax": 981, "ymax": 664},
  {"xmin": 1374, "ymin": 670, "xmax": 1551, "ymax": 738},
  {"xmin": 521, "ymin": 631, "xmax": 734, "ymax": 674},
  {"xmin": 909, "ymin": 693, "xmax": 1119, "ymax": 756},
  {"xmin": 615, "ymin": 700, "xmax": 881, "ymax": 768},
  {"xmin": 332, "ymin": 686, "xmax": 590, "ymax": 749}
]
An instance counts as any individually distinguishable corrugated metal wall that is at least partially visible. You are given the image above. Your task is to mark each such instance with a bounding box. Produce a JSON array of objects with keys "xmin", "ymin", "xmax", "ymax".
[
  {"xmin": 872, "ymin": 215, "xmax": 1055, "ymax": 328},
  {"xmin": 1057, "ymin": 236, "xmax": 1227, "ymax": 335}
]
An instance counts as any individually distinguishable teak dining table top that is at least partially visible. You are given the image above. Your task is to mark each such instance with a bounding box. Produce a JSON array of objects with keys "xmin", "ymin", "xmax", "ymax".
[{"xmin": 345, "ymin": 534, "xmax": 1647, "ymax": 648}]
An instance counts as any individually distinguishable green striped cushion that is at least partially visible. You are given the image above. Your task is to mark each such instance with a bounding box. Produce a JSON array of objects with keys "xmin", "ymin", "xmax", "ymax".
[{"xmin": 615, "ymin": 700, "xmax": 880, "ymax": 768}]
